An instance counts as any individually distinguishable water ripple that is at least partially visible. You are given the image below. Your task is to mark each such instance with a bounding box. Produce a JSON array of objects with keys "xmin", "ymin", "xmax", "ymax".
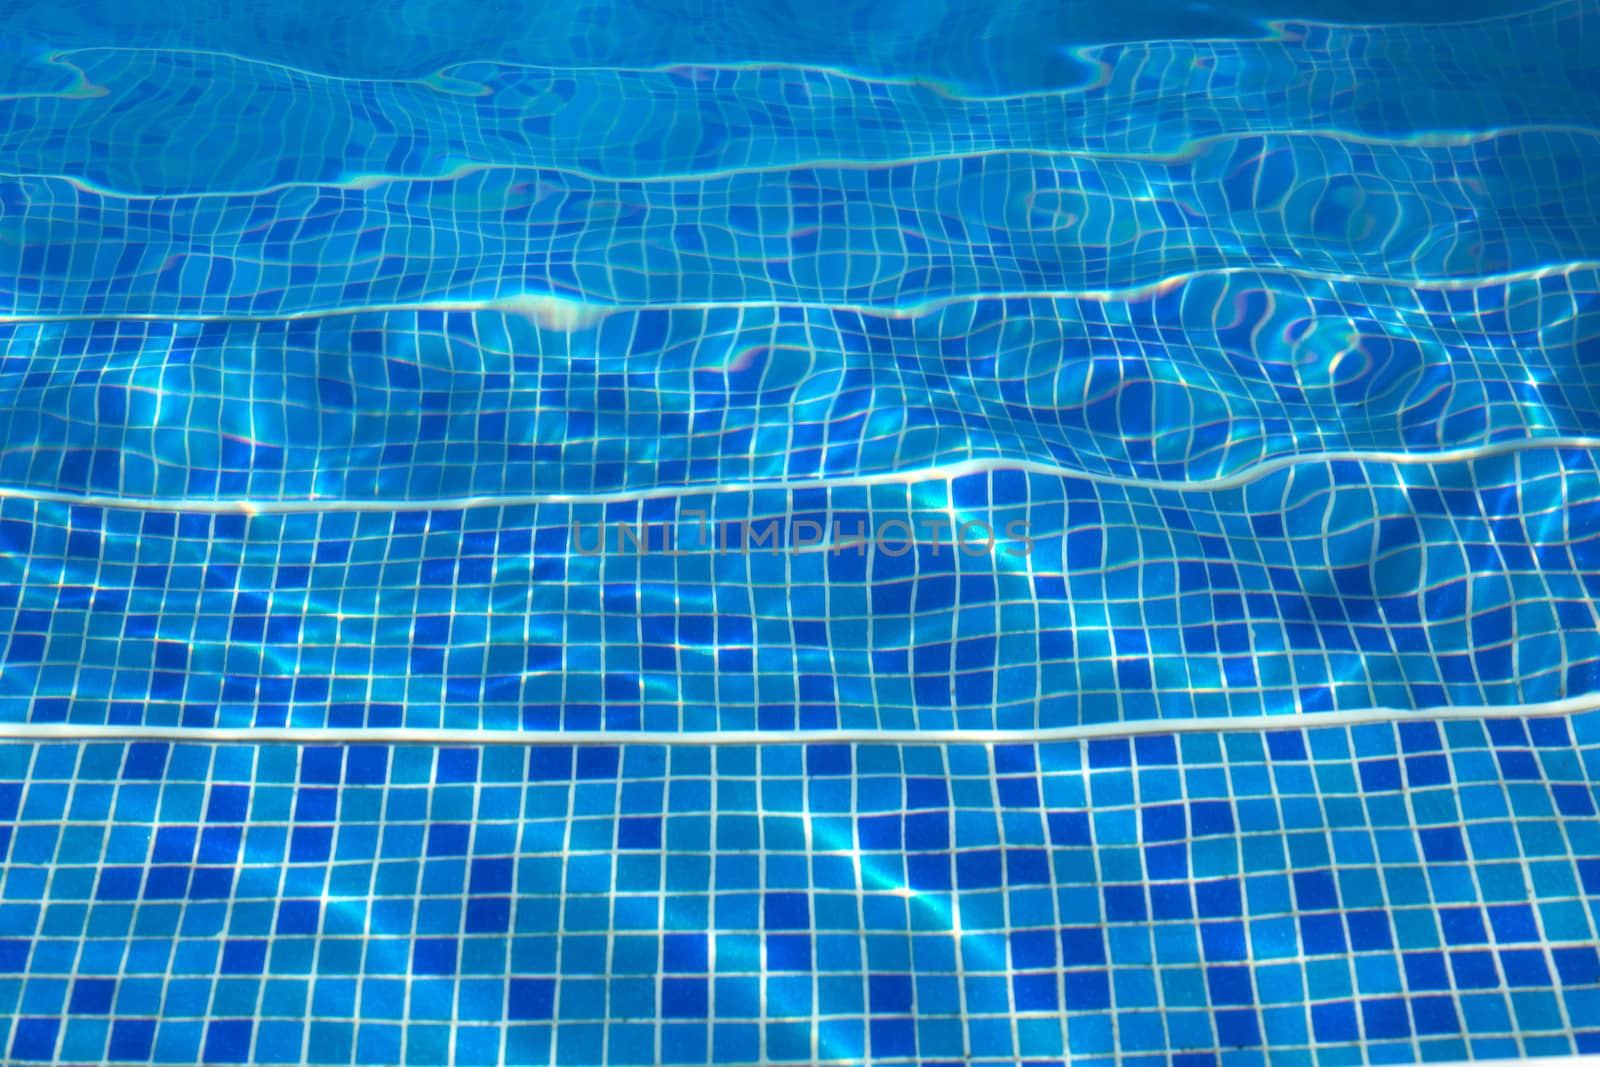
[
  {"xmin": 0, "ymin": 0, "xmax": 1592, "ymax": 193},
  {"xmin": 1, "ymin": 445, "xmax": 1597, "ymax": 733},
  {"xmin": 1, "ymin": 131, "xmax": 1596, "ymax": 317},
  {"xmin": 0, "ymin": 269, "xmax": 1595, "ymax": 504}
]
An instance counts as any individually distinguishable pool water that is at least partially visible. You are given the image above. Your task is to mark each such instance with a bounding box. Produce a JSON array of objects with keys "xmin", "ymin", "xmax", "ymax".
[{"xmin": 1, "ymin": 1, "xmax": 1599, "ymax": 1064}]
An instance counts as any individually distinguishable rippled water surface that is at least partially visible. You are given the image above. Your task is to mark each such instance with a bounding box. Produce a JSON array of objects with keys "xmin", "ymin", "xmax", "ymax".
[{"xmin": 1, "ymin": 2, "xmax": 1600, "ymax": 1065}]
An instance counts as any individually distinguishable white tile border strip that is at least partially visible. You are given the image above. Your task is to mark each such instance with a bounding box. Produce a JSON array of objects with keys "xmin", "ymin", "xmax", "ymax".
[
  {"xmin": 1428, "ymin": 1059, "xmax": 1600, "ymax": 1067},
  {"xmin": 2, "ymin": 261, "xmax": 1598, "ymax": 326},
  {"xmin": 6, "ymin": 691, "xmax": 1600, "ymax": 746},
  {"xmin": 0, "ymin": 435, "xmax": 1595, "ymax": 513}
]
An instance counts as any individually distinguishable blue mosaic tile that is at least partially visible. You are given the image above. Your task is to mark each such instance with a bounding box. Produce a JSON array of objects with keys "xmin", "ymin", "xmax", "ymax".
[
  {"xmin": 3, "ymin": 129, "xmax": 1599, "ymax": 317},
  {"xmin": 0, "ymin": 2, "xmax": 1596, "ymax": 185},
  {"xmin": 1, "ymin": 271, "xmax": 1598, "ymax": 501},
  {"xmin": 0, "ymin": 724, "xmax": 1592, "ymax": 1064},
  {"xmin": 4, "ymin": 0, "xmax": 1600, "ymax": 1061},
  {"xmin": 2, "ymin": 447, "xmax": 1599, "ymax": 734}
]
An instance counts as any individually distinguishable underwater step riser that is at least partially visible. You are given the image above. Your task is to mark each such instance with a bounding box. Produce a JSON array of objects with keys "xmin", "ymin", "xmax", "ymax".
[
  {"xmin": 1, "ymin": 274, "xmax": 1597, "ymax": 500},
  {"xmin": 3, "ymin": 130, "xmax": 1599, "ymax": 315},
  {"xmin": 2, "ymin": 446, "xmax": 1598, "ymax": 733},
  {"xmin": 1, "ymin": 0, "xmax": 1595, "ymax": 191}
]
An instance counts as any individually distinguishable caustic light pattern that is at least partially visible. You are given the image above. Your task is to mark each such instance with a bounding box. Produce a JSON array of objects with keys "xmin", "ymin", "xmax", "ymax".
[{"xmin": 1, "ymin": 0, "xmax": 1600, "ymax": 1064}]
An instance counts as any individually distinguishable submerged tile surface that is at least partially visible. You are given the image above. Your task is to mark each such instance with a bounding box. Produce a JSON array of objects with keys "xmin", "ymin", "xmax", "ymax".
[
  {"xmin": 2, "ymin": 719, "xmax": 1600, "ymax": 1064},
  {"xmin": 1, "ymin": 1, "xmax": 1599, "ymax": 1063}
]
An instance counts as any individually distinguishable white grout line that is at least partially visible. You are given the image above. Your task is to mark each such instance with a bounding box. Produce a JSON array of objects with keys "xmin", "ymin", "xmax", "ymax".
[
  {"xmin": 0, "ymin": 435, "xmax": 1593, "ymax": 514},
  {"xmin": 10, "ymin": 123, "xmax": 1600, "ymax": 200},
  {"xmin": 7, "ymin": 691, "xmax": 1600, "ymax": 746},
  {"xmin": 1, "ymin": 261, "xmax": 1598, "ymax": 326}
]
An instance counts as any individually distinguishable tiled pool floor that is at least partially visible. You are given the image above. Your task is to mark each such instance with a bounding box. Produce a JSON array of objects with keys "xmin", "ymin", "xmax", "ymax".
[{"xmin": 6, "ymin": 721, "xmax": 1600, "ymax": 1066}]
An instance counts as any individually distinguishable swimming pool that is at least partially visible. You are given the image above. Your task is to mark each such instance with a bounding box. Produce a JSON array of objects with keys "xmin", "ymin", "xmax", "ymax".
[{"xmin": 1, "ymin": 0, "xmax": 1599, "ymax": 1063}]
